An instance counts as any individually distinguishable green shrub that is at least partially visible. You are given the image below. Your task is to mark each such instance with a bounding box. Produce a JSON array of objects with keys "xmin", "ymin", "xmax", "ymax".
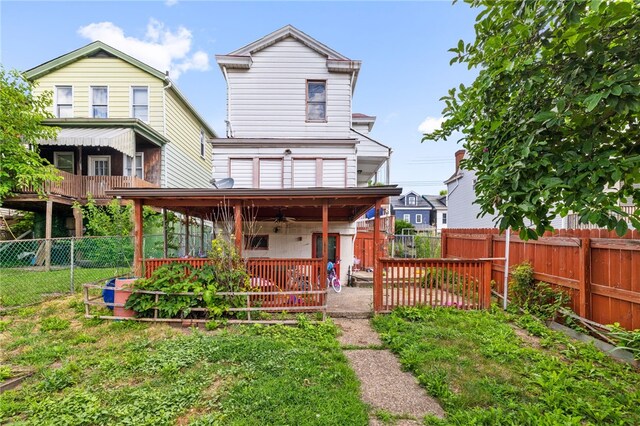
[{"xmin": 509, "ymin": 262, "xmax": 570, "ymax": 321}]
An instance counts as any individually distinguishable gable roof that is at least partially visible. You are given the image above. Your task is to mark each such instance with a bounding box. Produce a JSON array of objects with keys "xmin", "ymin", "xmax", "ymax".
[
  {"xmin": 216, "ymin": 25, "xmax": 362, "ymax": 90},
  {"xmin": 391, "ymin": 192, "xmax": 433, "ymax": 209},
  {"xmin": 24, "ymin": 41, "xmax": 217, "ymax": 138},
  {"xmin": 423, "ymin": 194, "xmax": 447, "ymax": 209}
]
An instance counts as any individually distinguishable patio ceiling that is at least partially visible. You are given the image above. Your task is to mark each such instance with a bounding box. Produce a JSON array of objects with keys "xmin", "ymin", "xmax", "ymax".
[{"xmin": 106, "ymin": 186, "xmax": 402, "ymax": 222}]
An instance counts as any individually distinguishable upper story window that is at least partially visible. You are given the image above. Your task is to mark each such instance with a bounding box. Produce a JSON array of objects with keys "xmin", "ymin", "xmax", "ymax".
[
  {"xmin": 132, "ymin": 86, "xmax": 149, "ymax": 121},
  {"xmin": 55, "ymin": 86, "xmax": 73, "ymax": 118},
  {"xmin": 403, "ymin": 214, "xmax": 411, "ymax": 222},
  {"xmin": 200, "ymin": 129, "xmax": 206, "ymax": 158},
  {"xmin": 407, "ymin": 196, "xmax": 416, "ymax": 205},
  {"xmin": 306, "ymin": 80, "xmax": 326, "ymax": 121},
  {"xmin": 124, "ymin": 152, "xmax": 144, "ymax": 179},
  {"xmin": 91, "ymin": 86, "xmax": 108, "ymax": 118}
]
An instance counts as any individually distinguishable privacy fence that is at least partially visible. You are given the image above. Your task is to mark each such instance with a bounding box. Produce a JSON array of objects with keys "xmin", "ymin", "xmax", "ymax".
[{"xmin": 442, "ymin": 228, "xmax": 640, "ymax": 329}]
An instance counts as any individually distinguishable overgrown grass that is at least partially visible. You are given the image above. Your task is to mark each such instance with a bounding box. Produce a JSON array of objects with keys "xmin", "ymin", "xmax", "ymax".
[
  {"xmin": 0, "ymin": 267, "xmax": 128, "ymax": 308},
  {"xmin": 0, "ymin": 295, "xmax": 368, "ymax": 425},
  {"xmin": 372, "ymin": 305, "xmax": 640, "ymax": 425}
]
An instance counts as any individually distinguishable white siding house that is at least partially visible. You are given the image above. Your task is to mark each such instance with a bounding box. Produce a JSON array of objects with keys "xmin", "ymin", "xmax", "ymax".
[{"xmin": 212, "ymin": 25, "xmax": 393, "ymax": 282}]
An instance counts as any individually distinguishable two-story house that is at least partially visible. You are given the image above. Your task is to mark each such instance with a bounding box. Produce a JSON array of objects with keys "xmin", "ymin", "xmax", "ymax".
[
  {"xmin": 390, "ymin": 191, "xmax": 447, "ymax": 232},
  {"xmin": 210, "ymin": 25, "xmax": 393, "ymax": 281},
  {"xmin": 3, "ymin": 41, "xmax": 216, "ymax": 239}
]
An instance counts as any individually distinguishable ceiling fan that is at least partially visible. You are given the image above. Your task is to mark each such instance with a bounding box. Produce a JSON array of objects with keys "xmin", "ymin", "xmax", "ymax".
[{"xmin": 273, "ymin": 208, "xmax": 297, "ymax": 223}]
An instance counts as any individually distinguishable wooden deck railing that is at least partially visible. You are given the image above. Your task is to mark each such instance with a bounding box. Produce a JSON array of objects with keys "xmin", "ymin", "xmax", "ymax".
[
  {"xmin": 379, "ymin": 258, "xmax": 492, "ymax": 312},
  {"xmin": 18, "ymin": 170, "xmax": 157, "ymax": 199},
  {"xmin": 356, "ymin": 216, "xmax": 395, "ymax": 234},
  {"xmin": 144, "ymin": 257, "xmax": 326, "ymax": 311}
]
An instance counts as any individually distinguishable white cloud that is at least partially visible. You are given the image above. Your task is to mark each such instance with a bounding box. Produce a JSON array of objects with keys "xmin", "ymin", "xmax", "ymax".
[
  {"xmin": 165, "ymin": 0, "xmax": 178, "ymax": 6},
  {"xmin": 418, "ymin": 116, "xmax": 445, "ymax": 134},
  {"xmin": 78, "ymin": 19, "xmax": 209, "ymax": 79}
]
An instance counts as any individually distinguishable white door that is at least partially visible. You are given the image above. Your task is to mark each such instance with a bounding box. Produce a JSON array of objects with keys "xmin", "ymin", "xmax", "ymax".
[{"xmin": 89, "ymin": 155, "xmax": 111, "ymax": 176}]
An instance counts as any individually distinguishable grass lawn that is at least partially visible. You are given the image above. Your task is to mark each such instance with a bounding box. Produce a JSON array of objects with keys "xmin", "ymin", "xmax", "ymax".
[
  {"xmin": 372, "ymin": 306, "xmax": 640, "ymax": 425},
  {"xmin": 0, "ymin": 295, "xmax": 368, "ymax": 425},
  {"xmin": 0, "ymin": 267, "xmax": 129, "ymax": 308}
]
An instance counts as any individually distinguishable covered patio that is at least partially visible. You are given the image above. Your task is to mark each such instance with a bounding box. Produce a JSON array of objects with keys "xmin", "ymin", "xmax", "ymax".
[{"xmin": 106, "ymin": 186, "xmax": 402, "ymax": 313}]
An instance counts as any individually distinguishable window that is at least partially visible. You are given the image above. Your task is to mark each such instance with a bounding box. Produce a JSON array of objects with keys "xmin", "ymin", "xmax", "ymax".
[
  {"xmin": 306, "ymin": 80, "xmax": 326, "ymax": 121},
  {"xmin": 55, "ymin": 86, "xmax": 73, "ymax": 118},
  {"xmin": 131, "ymin": 86, "xmax": 148, "ymax": 121},
  {"xmin": 259, "ymin": 159, "xmax": 283, "ymax": 189},
  {"xmin": 407, "ymin": 196, "xmax": 416, "ymax": 206},
  {"xmin": 442, "ymin": 213, "xmax": 447, "ymax": 224},
  {"xmin": 91, "ymin": 86, "xmax": 108, "ymax": 118},
  {"xmin": 200, "ymin": 129, "xmax": 205, "ymax": 158},
  {"xmin": 89, "ymin": 155, "xmax": 110, "ymax": 176},
  {"xmin": 416, "ymin": 214, "xmax": 423, "ymax": 224},
  {"xmin": 403, "ymin": 214, "xmax": 411, "ymax": 222},
  {"xmin": 245, "ymin": 235, "xmax": 269, "ymax": 250},
  {"xmin": 54, "ymin": 152, "xmax": 74, "ymax": 174},
  {"xmin": 124, "ymin": 152, "xmax": 144, "ymax": 179}
]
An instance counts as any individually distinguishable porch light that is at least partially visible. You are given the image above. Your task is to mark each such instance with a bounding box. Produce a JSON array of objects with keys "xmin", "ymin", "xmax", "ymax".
[{"xmin": 284, "ymin": 149, "xmax": 292, "ymax": 156}]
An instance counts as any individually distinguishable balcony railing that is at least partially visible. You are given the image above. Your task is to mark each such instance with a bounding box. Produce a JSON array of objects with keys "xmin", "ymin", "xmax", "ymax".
[{"xmin": 18, "ymin": 170, "xmax": 157, "ymax": 200}]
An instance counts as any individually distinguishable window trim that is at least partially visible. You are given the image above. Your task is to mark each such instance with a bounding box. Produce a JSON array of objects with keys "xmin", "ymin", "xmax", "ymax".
[
  {"xmin": 53, "ymin": 151, "xmax": 75, "ymax": 174},
  {"xmin": 407, "ymin": 195, "xmax": 416, "ymax": 206},
  {"xmin": 90, "ymin": 85, "xmax": 109, "ymax": 118},
  {"xmin": 244, "ymin": 235, "xmax": 269, "ymax": 250},
  {"xmin": 403, "ymin": 214, "xmax": 411, "ymax": 222},
  {"xmin": 306, "ymin": 80, "xmax": 327, "ymax": 123},
  {"xmin": 415, "ymin": 214, "xmax": 423, "ymax": 224},
  {"xmin": 130, "ymin": 85, "xmax": 149, "ymax": 122},
  {"xmin": 200, "ymin": 129, "xmax": 206, "ymax": 159},
  {"xmin": 54, "ymin": 85, "xmax": 73, "ymax": 118},
  {"xmin": 442, "ymin": 213, "xmax": 447, "ymax": 224},
  {"xmin": 88, "ymin": 155, "xmax": 111, "ymax": 176},
  {"xmin": 123, "ymin": 152, "xmax": 144, "ymax": 180}
]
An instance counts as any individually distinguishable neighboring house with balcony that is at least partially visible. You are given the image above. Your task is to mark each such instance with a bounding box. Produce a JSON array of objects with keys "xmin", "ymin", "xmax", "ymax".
[
  {"xmin": 390, "ymin": 191, "xmax": 447, "ymax": 232},
  {"xmin": 3, "ymin": 41, "xmax": 216, "ymax": 238},
  {"xmin": 209, "ymin": 25, "xmax": 393, "ymax": 281}
]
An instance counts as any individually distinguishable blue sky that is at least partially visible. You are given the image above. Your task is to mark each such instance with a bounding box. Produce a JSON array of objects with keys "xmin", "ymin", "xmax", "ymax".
[{"xmin": 1, "ymin": 1, "xmax": 478, "ymax": 194}]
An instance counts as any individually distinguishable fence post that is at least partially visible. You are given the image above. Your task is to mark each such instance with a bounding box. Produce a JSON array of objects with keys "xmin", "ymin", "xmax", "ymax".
[
  {"xmin": 482, "ymin": 260, "xmax": 492, "ymax": 309},
  {"xmin": 441, "ymin": 231, "xmax": 448, "ymax": 258},
  {"xmin": 578, "ymin": 237, "xmax": 591, "ymax": 318},
  {"xmin": 485, "ymin": 234, "xmax": 493, "ymax": 258},
  {"xmin": 70, "ymin": 238, "xmax": 75, "ymax": 293}
]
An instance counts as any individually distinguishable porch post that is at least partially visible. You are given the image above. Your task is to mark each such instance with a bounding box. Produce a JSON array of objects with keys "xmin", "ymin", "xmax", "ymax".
[
  {"xmin": 234, "ymin": 201, "xmax": 243, "ymax": 256},
  {"xmin": 373, "ymin": 199, "xmax": 382, "ymax": 311},
  {"xmin": 44, "ymin": 199, "xmax": 53, "ymax": 271},
  {"xmin": 133, "ymin": 199, "xmax": 144, "ymax": 277},
  {"xmin": 185, "ymin": 210, "xmax": 190, "ymax": 257},
  {"xmin": 73, "ymin": 206, "xmax": 83, "ymax": 237},
  {"xmin": 200, "ymin": 215, "xmax": 205, "ymax": 255},
  {"xmin": 162, "ymin": 208, "xmax": 168, "ymax": 257},
  {"xmin": 322, "ymin": 201, "xmax": 329, "ymax": 292}
]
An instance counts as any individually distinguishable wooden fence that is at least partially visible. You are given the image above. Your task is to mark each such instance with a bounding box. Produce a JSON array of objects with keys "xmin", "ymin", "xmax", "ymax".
[
  {"xmin": 442, "ymin": 228, "xmax": 640, "ymax": 329},
  {"xmin": 378, "ymin": 258, "xmax": 492, "ymax": 312},
  {"xmin": 144, "ymin": 257, "xmax": 326, "ymax": 311}
]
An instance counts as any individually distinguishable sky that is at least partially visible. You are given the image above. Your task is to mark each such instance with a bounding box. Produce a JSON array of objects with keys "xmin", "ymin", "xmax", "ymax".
[{"xmin": 0, "ymin": 0, "xmax": 479, "ymax": 195}]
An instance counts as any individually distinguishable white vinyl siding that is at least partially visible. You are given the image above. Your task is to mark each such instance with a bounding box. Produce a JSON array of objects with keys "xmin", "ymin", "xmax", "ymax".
[
  {"xmin": 230, "ymin": 159, "xmax": 254, "ymax": 188},
  {"xmin": 292, "ymin": 159, "xmax": 317, "ymax": 188},
  {"xmin": 225, "ymin": 38, "xmax": 352, "ymax": 138},
  {"xmin": 259, "ymin": 159, "xmax": 283, "ymax": 188},
  {"xmin": 322, "ymin": 159, "xmax": 346, "ymax": 188}
]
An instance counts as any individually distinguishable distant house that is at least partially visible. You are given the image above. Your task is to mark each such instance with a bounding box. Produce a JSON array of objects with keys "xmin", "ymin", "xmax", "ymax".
[
  {"xmin": 3, "ymin": 41, "xmax": 216, "ymax": 238},
  {"xmin": 211, "ymin": 25, "xmax": 393, "ymax": 281},
  {"xmin": 390, "ymin": 191, "xmax": 447, "ymax": 232}
]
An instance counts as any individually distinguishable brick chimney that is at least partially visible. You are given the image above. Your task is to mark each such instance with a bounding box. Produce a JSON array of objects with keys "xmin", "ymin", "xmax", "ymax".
[{"xmin": 454, "ymin": 149, "xmax": 465, "ymax": 172}]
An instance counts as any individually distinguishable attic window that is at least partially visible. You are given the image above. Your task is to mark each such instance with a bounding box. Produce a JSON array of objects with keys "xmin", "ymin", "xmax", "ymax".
[
  {"xmin": 306, "ymin": 80, "xmax": 326, "ymax": 121},
  {"xmin": 408, "ymin": 196, "xmax": 416, "ymax": 205}
]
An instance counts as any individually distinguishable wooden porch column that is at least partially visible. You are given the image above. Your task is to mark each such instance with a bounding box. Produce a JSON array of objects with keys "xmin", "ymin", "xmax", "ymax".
[
  {"xmin": 200, "ymin": 216, "xmax": 205, "ymax": 255},
  {"xmin": 162, "ymin": 209, "xmax": 168, "ymax": 258},
  {"xmin": 73, "ymin": 206, "xmax": 83, "ymax": 237},
  {"xmin": 373, "ymin": 199, "xmax": 382, "ymax": 311},
  {"xmin": 185, "ymin": 210, "xmax": 190, "ymax": 257},
  {"xmin": 133, "ymin": 199, "xmax": 144, "ymax": 277},
  {"xmin": 44, "ymin": 200, "xmax": 53, "ymax": 271},
  {"xmin": 234, "ymin": 202, "xmax": 243, "ymax": 256},
  {"xmin": 322, "ymin": 201, "xmax": 329, "ymax": 290}
]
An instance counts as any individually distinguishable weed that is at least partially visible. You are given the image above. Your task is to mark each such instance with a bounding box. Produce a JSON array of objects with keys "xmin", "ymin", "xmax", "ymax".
[
  {"xmin": 0, "ymin": 366, "xmax": 11, "ymax": 380},
  {"xmin": 0, "ymin": 319, "xmax": 10, "ymax": 332},
  {"xmin": 39, "ymin": 317, "xmax": 70, "ymax": 332}
]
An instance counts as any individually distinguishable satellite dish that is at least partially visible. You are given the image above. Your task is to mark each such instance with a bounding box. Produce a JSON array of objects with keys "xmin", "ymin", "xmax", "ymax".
[{"xmin": 210, "ymin": 177, "xmax": 234, "ymax": 189}]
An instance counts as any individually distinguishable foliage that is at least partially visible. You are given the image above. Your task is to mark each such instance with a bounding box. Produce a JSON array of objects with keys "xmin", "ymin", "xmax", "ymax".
[
  {"xmin": 373, "ymin": 305, "xmax": 640, "ymax": 425},
  {"xmin": 509, "ymin": 262, "xmax": 570, "ymax": 321},
  {"xmin": 607, "ymin": 323, "xmax": 640, "ymax": 360},
  {"xmin": 5, "ymin": 212, "xmax": 35, "ymax": 238},
  {"xmin": 423, "ymin": 0, "xmax": 640, "ymax": 239},
  {"xmin": 125, "ymin": 238, "xmax": 250, "ymax": 319},
  {"xmin": 0, "ymin": 68, "xmax": 60, "ymax": 203},
  {"xmin": 415, "ymin": 235, "xmax": 440, "ymax": 258},
  {"xmin": 0, "ymin": 295, "xmax": 368, "ymax": 425},
  {"xmin": 394, "ymin": 219, "xmax": 415, "ymax": 235},
  {"xmin": 39, "ymin": 317, "xmax": 70, "ymax": 332}
]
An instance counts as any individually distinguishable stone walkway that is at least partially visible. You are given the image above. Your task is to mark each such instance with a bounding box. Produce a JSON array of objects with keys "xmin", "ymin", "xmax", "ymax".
[{"xmin": 333, "ymin": 318, "xmax": 445, "ymax": 425}]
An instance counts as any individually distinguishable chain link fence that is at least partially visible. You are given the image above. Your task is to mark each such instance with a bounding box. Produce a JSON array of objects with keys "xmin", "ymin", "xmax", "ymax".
[{"xmin": 389, "ymin": 234, "xmax": 441, "ymax": 258}]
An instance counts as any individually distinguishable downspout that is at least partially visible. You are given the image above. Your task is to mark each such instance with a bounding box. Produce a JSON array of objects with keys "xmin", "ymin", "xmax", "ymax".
[{"xmin": 162, "ymin": 77, "xmax": 172, "ymax": 188}]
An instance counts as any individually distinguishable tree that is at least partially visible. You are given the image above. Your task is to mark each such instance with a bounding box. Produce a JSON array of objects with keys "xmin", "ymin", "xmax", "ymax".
[
  {"xmin": 423, "ymin": 0, "xmax": 640, "ymax": 239},
  {"xmin": 395, "ymin": 219, "xmax": 415, "ymax": 235},
  {"xmin": 0, "ymin": 68, "xmax": 60, "ymax": 202}
]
